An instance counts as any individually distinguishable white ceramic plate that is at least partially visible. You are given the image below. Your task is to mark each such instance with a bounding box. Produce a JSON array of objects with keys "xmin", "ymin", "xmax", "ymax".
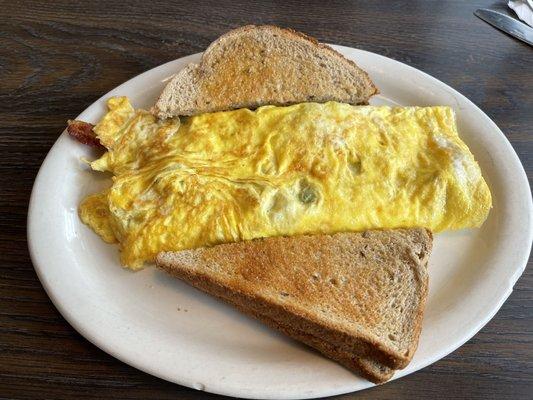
[{"xmin": 28, "ymin": 45, "xmax": 532, "ymax": 399}]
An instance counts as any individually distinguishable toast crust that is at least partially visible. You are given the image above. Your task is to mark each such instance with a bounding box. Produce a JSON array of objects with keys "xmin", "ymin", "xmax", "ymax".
[{"xmin": 183, "ymin": 276, "xmax": 395, "ymax": 383}]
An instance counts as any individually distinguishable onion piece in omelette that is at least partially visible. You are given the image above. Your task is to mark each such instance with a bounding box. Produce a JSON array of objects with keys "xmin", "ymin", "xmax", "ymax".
[{"xmin": 79, "ymin": 97, "xmax": 491, "ymax": 269}]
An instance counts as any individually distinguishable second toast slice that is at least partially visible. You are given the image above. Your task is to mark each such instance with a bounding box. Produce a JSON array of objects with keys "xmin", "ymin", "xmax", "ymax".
[{"xmin": 156, "ymin": 228, "xmax": 431, "ymax": 382}]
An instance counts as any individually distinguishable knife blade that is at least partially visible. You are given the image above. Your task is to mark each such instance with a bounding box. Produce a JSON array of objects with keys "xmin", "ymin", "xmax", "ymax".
[{"xmin": 475, "ymin": 8, "xmax": 533, "ymax": 46}]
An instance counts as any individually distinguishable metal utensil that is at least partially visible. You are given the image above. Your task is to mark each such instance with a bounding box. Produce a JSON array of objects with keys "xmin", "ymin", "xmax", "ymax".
[{"xmin": 475, "ymin": 8, "xmax": 533, "ymax": 46}]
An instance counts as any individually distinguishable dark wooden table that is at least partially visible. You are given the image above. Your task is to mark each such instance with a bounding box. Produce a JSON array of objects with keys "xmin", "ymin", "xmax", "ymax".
[{"xmin": 1, "ymin": 0, "xmax": 531, "ymax": 399}]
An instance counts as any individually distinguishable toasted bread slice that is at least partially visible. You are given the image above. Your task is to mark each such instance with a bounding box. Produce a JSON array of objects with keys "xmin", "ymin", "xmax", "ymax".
[
  {"xmin": 154, "ymin": 25, "xmax": 378, "ymax": 117},
  {"xmin": 156, "ymin": 228, "xmax": 431, "ymax": 381}
]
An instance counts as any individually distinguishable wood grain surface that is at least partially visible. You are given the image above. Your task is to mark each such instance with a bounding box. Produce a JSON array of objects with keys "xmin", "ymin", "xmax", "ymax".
[{"xmin": 1, "ymin": 0, "xmax": 532, "ymax": 399}]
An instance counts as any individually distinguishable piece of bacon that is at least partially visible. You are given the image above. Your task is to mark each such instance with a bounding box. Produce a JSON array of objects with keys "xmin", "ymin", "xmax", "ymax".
[{"xmin": 67, "ymin": 120, "xmax": 104, "ymax": 149}]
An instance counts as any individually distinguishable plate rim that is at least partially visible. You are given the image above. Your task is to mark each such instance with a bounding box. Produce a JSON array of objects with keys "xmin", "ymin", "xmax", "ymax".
[{"xmin": 27, "ymin": 45, "xmax": 533, "ymax": 399}]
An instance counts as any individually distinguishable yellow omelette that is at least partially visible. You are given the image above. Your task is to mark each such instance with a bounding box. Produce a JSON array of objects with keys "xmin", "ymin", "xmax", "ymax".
[{"xmin": 80, "ymin": 97, "xmax": 491, "ymax": 269}]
